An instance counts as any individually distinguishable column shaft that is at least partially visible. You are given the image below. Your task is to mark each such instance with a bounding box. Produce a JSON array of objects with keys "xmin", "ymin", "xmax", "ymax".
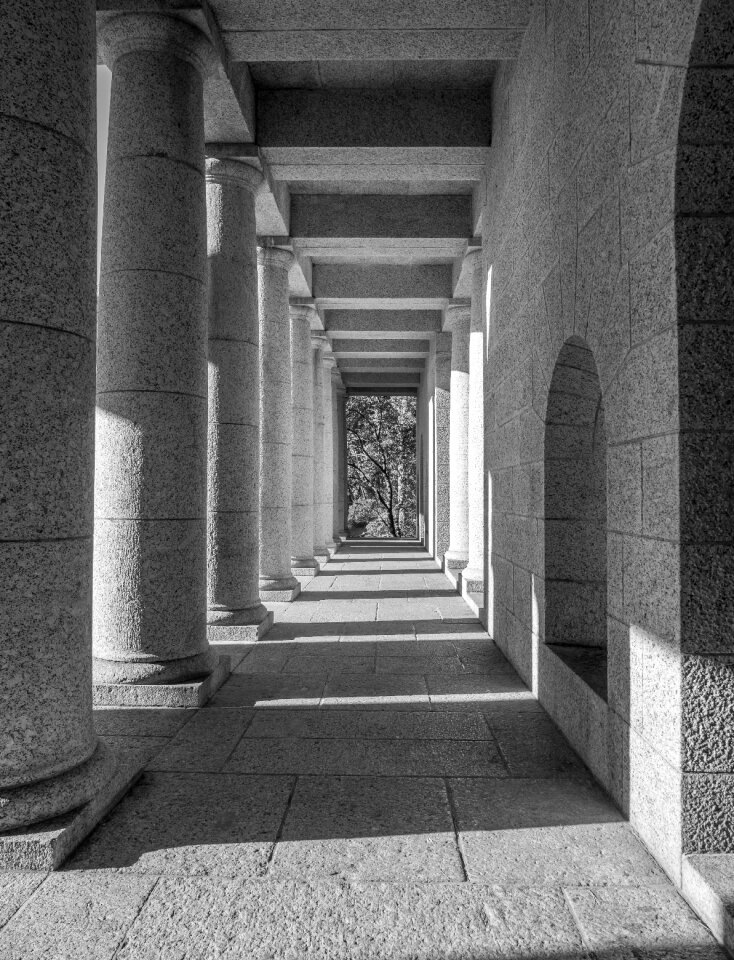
[
  {"xmin": 444, "ymin": 304, "xmax": 471, "ymax": 576},
  {"xmin": 312, "ymin": 340, "xmax": 329, "ymax": 560},
  {"xmin": 463, "ymin": 252, "xmax": 486, "ymax": 591},
  {"xmin": 0, "ymin": 0, "xmax": 116, "ymax": 829},
  {"xmin": 94, "ymin": 15, "xmax": 215, "ymax": 684},
  {"xmin": 333, "ymin": 379, "xmax": 347, "ymax": 539},
  {"xmin": 434, "ymin": 332, "xmax": 452, "ymax": 564},
  {"xmin": 291, "ymin": 306, "xmax": 318, "ymax": 574},
  {"xmin": 206, "ymin": 161, "xmax": 268, "ymax": 626},
  {"xmin": 322, "ymin": 357, "xmax": 337, "ymax": 552},
  {"xmin": 258, "ymin": 248, "xmax": 300, "ymax": 600}
]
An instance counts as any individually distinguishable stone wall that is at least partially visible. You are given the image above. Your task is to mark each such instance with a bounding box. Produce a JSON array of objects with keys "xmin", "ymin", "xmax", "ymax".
[{"xmin": 482, "ymin": 0, "xmax": 732, "ymax": 882}]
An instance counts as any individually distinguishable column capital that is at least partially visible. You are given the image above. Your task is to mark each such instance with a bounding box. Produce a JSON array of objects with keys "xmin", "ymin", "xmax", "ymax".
[
  {"xmin": 323, "ymin": 354, "xmax": 337, "ymax": 370},
  {"xmin": 290, "ymin": 302, "xmax": 318, "ymax": 326},
  {"xmin": 463, "ymin": 246, "xmax": 484, "ymax": 274},
  {"xmin": 444, "ymin": 299, "xmax": 471, "ymax": 332},
  {"xmin": 205, "ymin": 159, "xmax": 262, "ymax": 193},
  {"xmin": 311, "ymin": 331, "xmax": 329, "ymax": 350},
  {"xmin": 98, "ymin": 13, "xmax": 212, "ymax": 74},
  {"xmin": 257, "ymin": 246, "xmax": 294, "ymax": 271}
]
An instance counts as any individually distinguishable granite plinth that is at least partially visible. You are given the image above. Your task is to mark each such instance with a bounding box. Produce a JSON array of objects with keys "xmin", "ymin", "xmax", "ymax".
[
  {"xmin": 93, "ymin": 656, "xmax": 231, "ymax": 708},
  {"xmin": 208, "ymin": 613, "xmax": 274, "ymax": 643},
  {"xmin": 0, "ymin": 747, "xmax": 143, "ymax": 871},
  {"xmin": 261, "ymin": 584, "xmax": 302, "ymax": 602}
]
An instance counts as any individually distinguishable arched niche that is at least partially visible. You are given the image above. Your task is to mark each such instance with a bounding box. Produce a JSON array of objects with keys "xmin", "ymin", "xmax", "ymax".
[{"xmin": 544, "ymin": 336, "xmax": 608, "ymax": 699}]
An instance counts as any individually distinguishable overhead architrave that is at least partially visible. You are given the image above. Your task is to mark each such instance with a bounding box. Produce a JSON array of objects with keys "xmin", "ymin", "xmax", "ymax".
[
  {"xmin": 337, "ymin": 358, "xmax": 425, "ymax": 371},
  {"xmin": 257, "ymin": 91, "xmax": 491, "ymax": 149},
  {"xmin": 313, "ymin": 264, "xmax": 453, "ymax": 304},
  {"xmin": 290, "ymin": 195, "xmax": 472, "ymax": 242},
  {"xmin": 331, "ymin": 339, "xmax": 430, "ymax": 357},
  {"xmin": 342, "ymin": 373, "xmax": 422, "ymax": 388},
  {"xmin": 325, "ymin": 310, "xmax": 441, "ymax": 337}
]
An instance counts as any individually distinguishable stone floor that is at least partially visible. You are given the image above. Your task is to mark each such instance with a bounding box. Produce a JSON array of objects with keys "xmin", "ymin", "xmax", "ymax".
[{"xmin": 0, "ymin": 544, "xmax": 726, "ymax": 959}]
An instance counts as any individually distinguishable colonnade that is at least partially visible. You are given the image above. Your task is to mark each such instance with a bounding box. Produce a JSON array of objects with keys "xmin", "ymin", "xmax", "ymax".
[{"xmin": 0, "ymin": 8, "xmax": 345, "ymax": 836}]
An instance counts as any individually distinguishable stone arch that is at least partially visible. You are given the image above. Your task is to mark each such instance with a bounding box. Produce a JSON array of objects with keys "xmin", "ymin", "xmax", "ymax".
[{"xmin": 544, "ymin": 337, "xmax": 608, "ymax": 694}]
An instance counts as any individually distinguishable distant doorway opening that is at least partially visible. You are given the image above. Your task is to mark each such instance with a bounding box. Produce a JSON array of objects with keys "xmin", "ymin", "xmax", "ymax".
[{"xmin": 346, "ymin": 394, "xmax": 417, "ymax": 539}]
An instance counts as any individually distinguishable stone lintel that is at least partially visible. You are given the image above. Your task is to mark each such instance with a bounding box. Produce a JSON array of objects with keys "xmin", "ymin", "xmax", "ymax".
[
  {"xmin": 343, "ymin": 373, "xmax": 422, "ymax": 386},
  {"xmin": 313, "ymin": 264, "xmax": 453, "ymax": 301},
  {"xmin": 257, "ymin": 90, "xmax": 491, "ymax": 148},
  {"xmin": 290, "ymin": 195, "xmax": 472, "ymax": 241},
  {"xmin": 330, "ymin": 339, "xmax": 430, "ymax": 357},
  {"xmin": 223, "ymin": 29, "xmax": 525, "ymax": 62},
  {"xmin": 325, "ymin": 310, "xmax": 441, "ymax": 335},
  {"xmin": 93, "ymin": 656, "xmax": 231, "ymax": 708},
  {"xmin": 0, "ymin": 750, "xmax": 145, "ymax": 871},
  {"xmin": 337, "ymin": 358, "xmax": 425, "ymax": 371}
]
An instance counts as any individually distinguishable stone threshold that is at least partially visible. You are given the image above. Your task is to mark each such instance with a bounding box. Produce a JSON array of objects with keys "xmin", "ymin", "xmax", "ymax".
[
  {"xmin": 0, "ymin": 750, "xmax": 144, "ymax": 871},
  {"xmin": 208, "ymin": 612, "xmax": 274, "ymax": 643},
  {"xmin": 682, "ymin": 854, "xmax": 734, "ymax": 956},
  {"xmin": 93, "ymin": 655, "xmax": 231, "ymax": 708}
]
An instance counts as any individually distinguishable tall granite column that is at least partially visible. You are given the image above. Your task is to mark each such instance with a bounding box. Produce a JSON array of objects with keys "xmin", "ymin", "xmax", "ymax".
[
  {"xmin": 0, "ymin": 0, "xmax": 118, "ymax": 831},
  {"xmin": 322, "ymin": 355, "xmax": 338, "ymax": 554},
  {"xmin": 333, "ymin": 374, "xmax": 347, "ymax": 540},
  {"xmin": 462, "ymin": 251, "xmax": 486, "ymax": 594},
  {"xmin": 94, "ymin": 15, "xmax": 218, "ymax": 685},
  {"xmin": 206, "ymin": 160, "xmax": 270, "ymax": 633},
  {"xmin": 434, "ymin": 332, "xmax": 452, "ymax": 565},
  {"xmin": 258, "ymin": 247, "xmax": 300, "ymax": 601},
  {"xmin": 443, "ymin": 302, "xmax": 471, "ymax": 585},
  {"xmin": 290, "ymin": 304, "xmax": 319, "ymax": 579},
  {"xmin": 312, "ymin": 336, "xmax": 329, "ymax": 561}
]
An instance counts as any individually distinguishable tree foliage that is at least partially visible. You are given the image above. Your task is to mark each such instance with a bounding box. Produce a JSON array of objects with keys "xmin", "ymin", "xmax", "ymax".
[{"xmin": 346, "ymin": 395, "xmax": 417, "ymax": 539}]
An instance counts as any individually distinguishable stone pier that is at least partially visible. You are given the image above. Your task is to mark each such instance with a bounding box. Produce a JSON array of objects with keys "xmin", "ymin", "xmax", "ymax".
[
  {"xmin": 205, "ymin": 159, "xmax": 272, "ymax": 638},
  {"xmin": 290, "ymin": 304, "xmax": 319, "ymax": 581},
  {"xmin": 258, "ymin": 247, "xmax": 300, "ymax": 602},
  {"xmin": 322, "ymin": 355, "xmax": 338, "ymax": 554},
  {"xmin": 443, "ymin": 302, "xmax": 471, "ymax": 587},
  {"xmin": 93, "ymin": 14, "xmax": 227, "ymax": 701},
  {"xmin": 311, "ymin": 336, "xmax": 329, "ymax": 562},
  {"xmin": 461, "ymin": 251, "xmax": 485, "ymax": 600}
]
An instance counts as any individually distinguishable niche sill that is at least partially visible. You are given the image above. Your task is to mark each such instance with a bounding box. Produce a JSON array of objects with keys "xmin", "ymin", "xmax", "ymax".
[{"xmin": 546, "ymin": 644, "xmax": 607, "ymax": 702}]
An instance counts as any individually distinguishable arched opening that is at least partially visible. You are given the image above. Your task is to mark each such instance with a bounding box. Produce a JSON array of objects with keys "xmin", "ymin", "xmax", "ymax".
[{"xmin": 544, "ymin": 336, "xmax": 608, "ymax": 699}]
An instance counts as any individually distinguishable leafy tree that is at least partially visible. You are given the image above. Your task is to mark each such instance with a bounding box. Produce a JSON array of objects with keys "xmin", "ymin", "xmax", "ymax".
[{"xmin": 346, "ymin": 395, "xmax": 417, "ymax": 538}]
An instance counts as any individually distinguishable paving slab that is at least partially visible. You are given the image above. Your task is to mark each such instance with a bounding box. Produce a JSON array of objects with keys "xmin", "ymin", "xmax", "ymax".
[
  {"xmin": 146, "ymin": 710, "xmax": 253, "ymax": 772},
  {"xmin": 564, "ymin": 885, "xmax": 726, "ymax": 959},
  {"xmin": 115, "ymin": 878, "xmax": 587, "ymax": 960},
  {"xmin": 68, "ymin": 772, "xmax": 294, "ymax": 876},
  {"xmin": 93, "ymin": 707, "xmax": 193, "ymax": 739},
  {"xmin": 0, "ymin": 873, "xmax": 46, "ymax": 930},
  {"xmin": 321, "ymin": 674, "xmax": 431, "ymax": 710},
  {"xmin": 0, "ymin": 872, "xmax": 157, "ymax": 960},
  {"xmin": 225, "ymin": 735, "xmax": 505, "ymax": 777},
  {"xmin": 243, "ymin": 708, "xmax": 493, "ymax": 741},
  {"xmin": 208, "ymin": 674, "xmax": 325, "ymax": 708},
  {"xmin": 427, "ymin": 674, "xmax": 533, "ymax": 709},
  {"xmin": 270, "ymin": 776, "xmax": 464, "ymax": 881},
  {"xmin": 282, "ymin": 653, "xmax": 375, "ymax": 675}
]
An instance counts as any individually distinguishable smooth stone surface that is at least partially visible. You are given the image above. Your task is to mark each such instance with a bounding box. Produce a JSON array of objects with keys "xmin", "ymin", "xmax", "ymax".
[{"xmin": 444, "ymin": 302, "xmax": 471, "ymax": 563}]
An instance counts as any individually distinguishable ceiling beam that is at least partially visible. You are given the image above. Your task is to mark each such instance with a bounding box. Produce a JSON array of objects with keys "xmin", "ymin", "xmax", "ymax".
[
  {"xmin": 291, "ymin": 195, "xmax": 472, "ymax": 241},
  {"xmin": 313, "ymin": 264, "xmax": 452, "ymax": 304},
  {"xmin": 325, "ymin": 310, "xmax": 441, "ymax": 336},
  {"xmin": 337, "ymin": 358, "xmax": 425, "ymax": 371},
  {"xmin": 331, "ymin": 339, "xmax": 430, "ymax": 357},
  {"xmin": 257, "ymin": 91, "xmax": 490, "ymax": 148}
]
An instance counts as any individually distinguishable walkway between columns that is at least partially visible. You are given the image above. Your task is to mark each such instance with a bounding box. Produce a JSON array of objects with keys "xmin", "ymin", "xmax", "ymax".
[{"xmin": 1, "ymin": 545, "xmax": 723, "ymax": 958}]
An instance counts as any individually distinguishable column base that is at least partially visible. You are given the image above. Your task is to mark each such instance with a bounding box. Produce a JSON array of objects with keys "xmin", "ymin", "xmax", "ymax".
[
  {"xmin": 208, "ymin": 610, "xmax": 274, "ymax": 643},
  {"xmin": 292, "ymin": 556, "xmax": 320, "ymax": 583},
  {"xmin": 207, "ymin": 601, "xmax": 269, "ymax": 627},
  {"xmin": 313, "ymin": 544, "xmax": 330, "ymax": 564},
  {"xmin": 93, "ymin": 655, "xmax": 231, "ymax": 708},
  {"xmin": 260, "ymin": 576, "xmax": 301, "ymax": 602},
  {"xmin": 325, "ymin": 540, "xmax": 339, "ymax": 556},
  {"xmin": 443, "ymin": 551, "xmax": 468, "ymax": 589},
  {"xmin": 460, "ymin": 567, "xmax": 484, "ymax": 593},
  {"xmin": 0, "ymin": 742, "xmax": 144, "ymax": 871},
  {"xmin": 93, "ymin": 647, "xmax": 219, "ymax": 686}
]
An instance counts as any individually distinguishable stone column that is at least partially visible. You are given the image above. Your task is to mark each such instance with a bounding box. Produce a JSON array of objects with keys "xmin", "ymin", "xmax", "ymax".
[
  {"xmin": 311, "ymin": 336, "xmax": 329, "ymax": 561},
  {"xmin": 258, "ymin": 247, "xmax": 301, "ymax": 601},
  {"xmin": 322, "ymin": 355, "xmax": 338, "ymax": 554},
  {"xmin": 290, "ymin": 304, "xmax": 319, "ymax": 579},
  {"xmin": 206, "ymin": 160, "xmax": 270, "ymax": 632},
  {"xmin": 434, "ymin": 332, "xmax": 452, "ymax": 565},
  {"xmin": 0, "ymin": 0, "xmax": 118, "ymax": 830},
  {"xmin": 462, "ymin": 251, "xmax": 486, "ymax": 594},
  {"xmin": 333, "ymin": 375, "xmax": 347, "ymax": 540},
  {"xmin": 94, "ymin": 15, "xmax": 217, "ymax": 685},
  {"xmin": 443, "ymin": 301, "xmax": 471, "ymax": 584}
]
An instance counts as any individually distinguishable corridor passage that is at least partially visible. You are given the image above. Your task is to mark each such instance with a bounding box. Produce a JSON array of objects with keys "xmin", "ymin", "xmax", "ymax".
[{"xmin": 1, "ymin": 545, "xmax": 723, "ymax": 958}]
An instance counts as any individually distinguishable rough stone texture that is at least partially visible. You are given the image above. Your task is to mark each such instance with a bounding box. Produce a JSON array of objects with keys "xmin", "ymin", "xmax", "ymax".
[
  {"xmin": 206, "ymin": 159, "xmax": 269, "ymax": 629},
  {"xmin": 321, "ymin": 356, "xmax": 338, "ymax": 550},
  {"xmin": 258, "ymin": 246, "xmax": 301, "ymax": 600},
  {"xmin": 0, "ymin": 0, "xmax": 125, "ymax": 832},
  {"xmin": 93, "ymin": 655, "xmax": 231, "ymax": 708},
  {"xmin": 433, "ymin": 332, "xmax": 452, "ymax": 565},
  {"xmin": 682, "ymin": 854, "xmax": 734, "ymax": 955},
  {"xmin": 94, "ymin": 13, "xmax": 214, "ymax": 684},
  {"xmin": 443, "ymin": 303, "xmax": 470, "ymax": 572},
  {"xmin": 290, "ymin": 305, "xmax": 318, "ymax": 571}
]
